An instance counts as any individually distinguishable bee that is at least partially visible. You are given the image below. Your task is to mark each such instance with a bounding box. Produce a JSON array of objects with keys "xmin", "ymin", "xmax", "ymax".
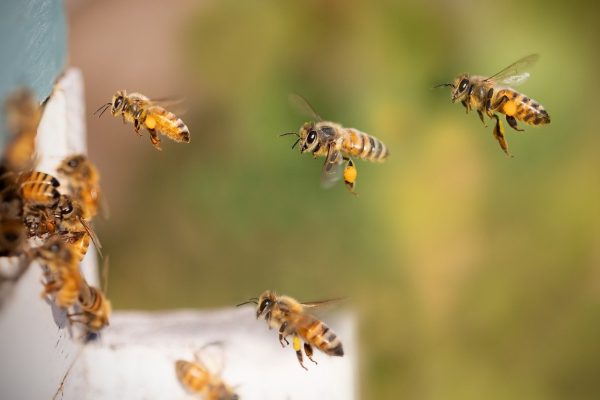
[
  {"xmin": 1, "ymin": 89, "xmax": 40, "ymax": 172},
  {"xmin": 436, "ymin": 54, "xmax": 551, "ymax": 155},
  {"xmin": 239, "ymin": 290, "xmax": 344, "ymax": 370},
  {"xmin": 95, "ymin": 90, "xmax": 190, "ymax": 151},
  {"xmin": 72, "ymin": 284, "xmax": 111, "ymax": 332},
  {"xmin": 34, "ymin": 237, "xmax": 83, "ymax": 309},
  {"xmin": 54, "ymin": 195, "xmax": 102, "ymax": 260},
  {"xmin": 57, "ymin": 154, "xmax": 102, "ymax": 220},
  {"xmin": 282, "ymin": 95, "xmax": 388, "ymax": 193},
  {"xmin": 175, "ymin": 349, "xmax": 239, "ymax": 400}
]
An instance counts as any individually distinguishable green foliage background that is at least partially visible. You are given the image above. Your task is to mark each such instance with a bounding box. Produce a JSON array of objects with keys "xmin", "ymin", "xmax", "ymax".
[{"xmin": 99, "ymin": 1, "xmax": 600, "ymax": 398}]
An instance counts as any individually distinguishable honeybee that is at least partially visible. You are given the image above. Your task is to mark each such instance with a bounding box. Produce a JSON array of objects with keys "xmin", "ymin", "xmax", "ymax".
[
  {"xmin": 72, "ymin": 284, "xmax": 111, "ymax": 332},
  {"xmin": 57, "ymin": 154, "xmax": 102, "ymax": 220},
  {"xmin": 436, "ymin": 54, "xmax": 551, "ymax": 155},
  {"xmin": 95, "ymin": 90, "xmax": 190, "ymax": 150},
  {"xmin": 282, "ymin": 95, "xmax": 389, "ymax": 193},
  {"xmin": 54, "ymin": 195, "xmax": 102, "ymax": 260},
  {"xmin": 239, "ymin": 290, "xmax": 344, "ymax": 370},
  {"xmin": 1, "ymin": 89, "xmax": 40, "ymax": 172},
  {"xmin": 34, "ymin": 237, "xmax": 83, "ymax": 308},
  {"xmin": 175, "ymin": 348, "xmax": 239, "ymax": 400}
]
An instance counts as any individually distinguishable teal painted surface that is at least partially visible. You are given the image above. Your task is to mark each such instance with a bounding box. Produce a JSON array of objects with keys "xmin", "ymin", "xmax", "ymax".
[{"xmin": 0, "ymin": 0, "xmax": 66, "ymax": 146}]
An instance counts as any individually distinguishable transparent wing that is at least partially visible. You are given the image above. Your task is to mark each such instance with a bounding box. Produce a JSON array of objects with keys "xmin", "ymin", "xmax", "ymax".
[
  {"xmin": 484, "ymin": 54, "xmax": 539, "ymax": 82},
  {"xmin": 501, "ymin": 72, "xmax": 531, "ymax": 86},
  {"xmin": 79, "ymin": 217, "xmax": 102, "ymax": 256},
  {"xmin": 289, "ymin": 93, "xmax": 322, "ymax": 121},
  {"xmin": 320, "ymin": 143, "xmax": 343, "ymax": 189},
  {"xmin": 301, "ymin": 297, "xmax": 347, "ymax": 309}
]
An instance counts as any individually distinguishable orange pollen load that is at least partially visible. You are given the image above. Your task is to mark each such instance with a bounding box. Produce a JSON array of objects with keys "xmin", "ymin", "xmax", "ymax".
[
  {"xmin": 503, "ymin": 101, "xmax": 517, "ymax": 116},
  {"xmin": 144, "ymin": 116, "xmax": 157, "ymax": 130}
]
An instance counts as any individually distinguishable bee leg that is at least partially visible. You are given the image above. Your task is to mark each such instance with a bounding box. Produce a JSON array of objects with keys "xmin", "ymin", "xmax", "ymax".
[
  {"xmin": 506, "ymin": 115, "xmax": 524, "ymax": 132},
  {"xmin": 133, "ymin": 119, "xmax": 143, "ymax": 136},
  {"xmin": 477, "ymin": 110, "xmax": 487, "ymax": 127},
  {"xmin": 148, "ymin": 129, "xmax": 163, "ymax": 151},
  {"xmin": 279, "ymin": 322, "xmax": 289, "ymax": 347},
  {"xmin": 492, "ymin": 114, "xmax": 511, "ymax": 157},
  {"xmin": 343, "ymin": 158, "xmax": 358, "ymax": 195},
  {"xmin": 304, "ymin": 343, "xmax": 318, "ymax": 365},
  {"xmin": 293, "ymin": 336, "xmax": 308, "ymax": 370},
  {"xmin": 461, "ymin": 100, "xmax": 470, "ymax": 114}
]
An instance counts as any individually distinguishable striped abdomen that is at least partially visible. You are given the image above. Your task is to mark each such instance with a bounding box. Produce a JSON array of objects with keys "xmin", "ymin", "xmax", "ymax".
[
  {"xmin": 341, "ymin": 128, "xmax": 388, "ymax": 162},
  {"xmin": 297, "ymin": 315, "xmax": 344, "ymax": 357},
  {"xmin": 175, "ymin": 360, "xmax": 210, "ymax": 394},
  {"xmin": 144, "ymin": 106, "xmax": 190, "ymax": 143},
  {"xmin": 44, "ymin": 265, "xmax": 82, "ymax": 308},
  {"xmin": 495, "ymin": 88, "xmax": 550, "ymax": 126},
  {"xmin": 20, "ymin": 171, "xmax": 60, "ymax": 207}
]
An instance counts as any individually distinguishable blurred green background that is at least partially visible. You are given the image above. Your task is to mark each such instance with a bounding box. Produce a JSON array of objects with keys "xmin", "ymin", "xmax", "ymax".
[{"xmin": 71, "ymin": 0, "xmax": 600, "ymax": 399}]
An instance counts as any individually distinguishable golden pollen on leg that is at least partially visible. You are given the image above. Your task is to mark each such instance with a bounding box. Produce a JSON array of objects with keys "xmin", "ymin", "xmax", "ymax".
[
  {"xmin": 144, "ymin": 116, "xmax": 157, "ymax": 130},
  {"xmin": 344, "ymin": 165, "xmax": 357, "ymax": 183},
  {"xmin": 293, "ymin": 336, "xmax": 302, "ymax": 351},
  {"xmin": 502, "ymin": 100, "xmax": 517, "ymax": 116}
]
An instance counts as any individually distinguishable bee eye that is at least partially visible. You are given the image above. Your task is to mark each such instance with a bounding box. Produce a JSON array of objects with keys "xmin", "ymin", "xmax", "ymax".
[
  {"xmin": 49, "ymin": 243, "xmax": 60, "ymax": 253},
  {"xmin": 114, "ymin": 97, "xmax": 123, "ymax": 109},
  {"xmin": 258, "ymin": 299, "xmax": 270, "ymax": 314},
  {"xmin": 459, "ymin": 79, "xmax": 469, "ymax": 92},
  {"xmin": 307, "ymin": 130, "xmax": 317, "ymax": 144},
  {"xmin": 61, "ymin": 202, "xmax": 73, "ymax": 215},
  {"xmin": 68, "ymin": 159, "xmax": 78, "ymax": 168}
]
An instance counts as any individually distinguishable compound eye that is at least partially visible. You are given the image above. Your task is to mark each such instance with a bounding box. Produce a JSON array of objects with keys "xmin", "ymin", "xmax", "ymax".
[
  {"xmin": 258, "ymin": 299, "xmax": 270, "ymax": 314},
  {"xmin": 307, "ymin": 130, "xmax": 317, "ymax": 144},
  {"xmin": 67, "ymin": 158, "xmax": 79, "ymax": 168},
  {"xmin": 49, "ymin": 243, "xmax": 60, "ymax": 253},
  {"xmin": 114, "ymin": 96, "xmax": 123, "ymax": 109},
  {"xmin": 61, "ymin": 202, "xmax": 73, "ymax": 216},
  {"xmin": 459, "ymin": 79, "xmax": 469, "ymax": 92}
]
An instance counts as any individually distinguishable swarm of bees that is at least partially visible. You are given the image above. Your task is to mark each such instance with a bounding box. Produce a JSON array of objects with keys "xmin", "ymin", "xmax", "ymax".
[
  {"xmin": 436, "ymin": 54, "xmax": 551, "ymax": 155},
  {"xmin": 0, "ymin": 89, "xmax": 110, "ymax": 336}
]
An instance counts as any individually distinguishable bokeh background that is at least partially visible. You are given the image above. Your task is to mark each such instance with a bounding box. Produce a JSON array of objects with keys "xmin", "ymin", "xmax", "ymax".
[{"xmin": 68, "ymin": 0, "xmax": 600, "ymax": 399}]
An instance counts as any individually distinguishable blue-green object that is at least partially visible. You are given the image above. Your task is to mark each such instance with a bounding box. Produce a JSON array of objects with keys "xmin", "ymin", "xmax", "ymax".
[{"xmin": 0, "ymin": 0, "xmax": 66, "ymax": 147}]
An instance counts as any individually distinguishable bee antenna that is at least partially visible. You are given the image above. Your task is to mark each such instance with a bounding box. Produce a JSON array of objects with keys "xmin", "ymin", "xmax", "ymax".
[
  {"xmin": 291, "ymin": 138, "xmax": 300, "ymax": 150},
  {"xmin": 433, "ymin": 83, "xmax": 454, "ymax": 89},
  {"xmin": 93, "ymin": 103, "xmax": 111, "ymax": 117},
  {"xmin": 280, "ymin": 132, "xmax": 299, "ymax": 137},
  {"xmin": 236, "ymin": 298, "xmax": 258, "ymax": 307}
]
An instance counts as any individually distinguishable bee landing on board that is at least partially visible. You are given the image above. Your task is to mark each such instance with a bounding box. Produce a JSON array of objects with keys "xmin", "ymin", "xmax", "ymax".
[
  {"xmin": 95, "ymin": 90, "xmax": 190, "ymax": 151},
  {"xmin": 436, "ymin": 54, "xmax": 551, "ymax": 156},
  {"xmin": 282, "ymin": 95, "xmax": 388, "ymax": 194},
  {"xmin": 238, "ymin": 290, "xmax": 344, "ymax": 370},
  {"xmin": 175, "ymin": 347, "xmax": 239, "ymax": 400}
]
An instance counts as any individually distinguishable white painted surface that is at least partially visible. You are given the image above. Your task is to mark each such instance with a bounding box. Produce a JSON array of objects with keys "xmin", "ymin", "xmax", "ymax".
[
  {"xmin": 0, "ymin": 68, "xmax": 98, "ymax": 400},
  {"xmin": 66, "ymin": 308, "xmax": 357, "ymax": 400}
]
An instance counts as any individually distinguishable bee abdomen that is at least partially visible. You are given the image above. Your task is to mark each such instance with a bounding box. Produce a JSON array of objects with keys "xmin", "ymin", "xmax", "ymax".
[
  {"xmin": 20, "ymin": 181, "xmax": 60, "ymax": 208},
  {"xmin": 304, "ymin": 321, "xmax": 344, "ymax": 357},
  {"xmin": 146, "ymin": 107, "xmax": 190, "ymax": 143},
  {"xmin": 342, "ymin": 130, "xmax": 388, "ymax": 162},
  {"xmin": 175, "ymin": 361, "xmax": 209, "ymax": 393},
  {"xmin": 497, "ymin": 89, "xmax": 550, "ymax": 126}
]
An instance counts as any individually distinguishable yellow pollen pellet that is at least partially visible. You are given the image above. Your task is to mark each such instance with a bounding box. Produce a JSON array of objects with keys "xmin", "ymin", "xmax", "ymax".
[
  {"xmin": 293, "ymin": 336, "xmax": 302, "ymax": 351},
  {"xmin": 503, "ymin": 101, "xmax": 517, "ymax": 116},
  {"xmin": 145, "ymin": 116, "xmax": 157, "ymax": 129},
  {"xmin": 344, "ymin": 165, "xmax": 357, "ymax": 183}
]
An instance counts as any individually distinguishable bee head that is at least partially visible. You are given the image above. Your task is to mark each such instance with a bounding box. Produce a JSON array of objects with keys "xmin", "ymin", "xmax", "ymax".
[
  {"xmin": 451, "ymin": 74, "xmax": 471, "ymax": 103},
  {"xmin": 58, "ymin": 154, "xmax": 85, "ymax": 176},
  {"xmin": 111, "ymin": 90, "xmax": 127, "ymax": 115},
  {"xmin": 256, "ymin": 290, "xmax": 276, "ymax": 319},
  {"xmin": 298, "ymin": 122, "xmax": 319, "ymax": 154}
]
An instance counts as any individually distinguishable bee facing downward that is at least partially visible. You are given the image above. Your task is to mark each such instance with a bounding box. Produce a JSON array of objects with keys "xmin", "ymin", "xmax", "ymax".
[
  {"xmin": 436, "ymin": 54, "xmax": 550, "ymax": 155},
  {"xmin": 95, "ymin": 90, "xmax": 190, "ymax": 151},
  {"xmin": 238, "ymin": 290, "xmax": 344, "ymax": 370},
  {"xmin": 282, "ymin": 95, "xmax": 388, "ymax": 194}
]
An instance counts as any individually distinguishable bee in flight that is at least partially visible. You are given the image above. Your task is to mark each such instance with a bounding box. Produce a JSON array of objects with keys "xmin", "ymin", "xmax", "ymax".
[
  {"xmin": 436, "ymin": 54, "xmax": 550, "ymax": 155},
  {"xmin": 282, "ymin": 95, "xmax": 388, "ymax": 194},
  {"xmin": 238, "ymin": 290, "xmax": 344, "ymax": 370},
  {"xmin": 95, "ymin": 90, "xmax": 190, "ymax": 151},
  {"xmin": 175, "ymin": 345, "xmax": 239, "ymax": 400}
]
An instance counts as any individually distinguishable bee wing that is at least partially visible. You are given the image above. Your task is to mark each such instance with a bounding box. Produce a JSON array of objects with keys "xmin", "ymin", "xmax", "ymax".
[
  {"xmin": 289, "ymin": 93, "xmax": 322, "ymax": 121},
  {"xmin": 320, "ymin": 143, "xmax": 344, "ymax": 189},
  {"xmin": 78, "ymin": 217, "xmax": 102, "ymax": 257},
  {"xmin": 301, "ymin": 297, "xmax": 347, "ymax": 309},
  {"xmin": 501, "ymin": 72, "xmax": 531, "ymax": 86},
  {"xmin": 484, "ymin": 54, "xmax": 539, "ymax": 83},
  {"xmin": 193, "ymin": 342, "xmax": 226, "ymax": 375}
]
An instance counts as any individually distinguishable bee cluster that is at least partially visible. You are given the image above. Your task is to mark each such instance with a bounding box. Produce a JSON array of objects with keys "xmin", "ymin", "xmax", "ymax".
[{"xmin": 0, "ymin": 89, "xmax": 110, "ymax": 337}]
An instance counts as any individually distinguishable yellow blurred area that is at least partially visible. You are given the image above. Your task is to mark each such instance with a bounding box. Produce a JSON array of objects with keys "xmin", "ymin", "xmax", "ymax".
[{"xmin": 69, "ymin": 0, "xmax": 600, "ymax": 398}]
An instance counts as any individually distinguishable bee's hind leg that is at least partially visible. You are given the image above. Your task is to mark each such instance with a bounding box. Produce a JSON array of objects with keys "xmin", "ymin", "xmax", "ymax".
[
  {"xmin": 506, "ymin": 115, "xmax": 524, "ymax": 132},
  {"xmin": 293, "ymin": 336, "xmax": 308, "ymax": 371},
  {"xmin": 343, "ymin": 157, "xmax": 358, "ymax": 195},
  {"xmin": 148, "ymin": 129, "xmax": 162, "ymax": 151},
  {"xmin": 304, "ymin": 343, "xmax": 318, "ymax": 365},
  {"xmin": 492, "ymin": 114, "xmax": 511, "ymax": 157}
]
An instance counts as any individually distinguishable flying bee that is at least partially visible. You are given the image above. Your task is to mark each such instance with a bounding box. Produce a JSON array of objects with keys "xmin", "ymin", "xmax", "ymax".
[
  {"xmin": 34, "ymin": 237, "xmax": 83, "ymax": 309},
  {"xmin": 238, "ymin": 290, "xmax": 344, "ymax": 370},
  {"xmin": 95, "ymin": 90, "xmax": 190, "ymax": 151},
  {"xmin": 57, "ymin": 154, "xmax": 102, "ymax": 220},
  {"xmin": 281, "ymin": 94, "xmax": 389, "ymax": 194},
  {"xmin": 1, "ymin": 89, "xmax": 40, "ymax": 172},
  {"xmin": 175, "ymin": 345, "xmax": 239, "ymax": 400},
  {"xmin": 436, "ymin": 54, "xmax": 551, "ymax": 155}
]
